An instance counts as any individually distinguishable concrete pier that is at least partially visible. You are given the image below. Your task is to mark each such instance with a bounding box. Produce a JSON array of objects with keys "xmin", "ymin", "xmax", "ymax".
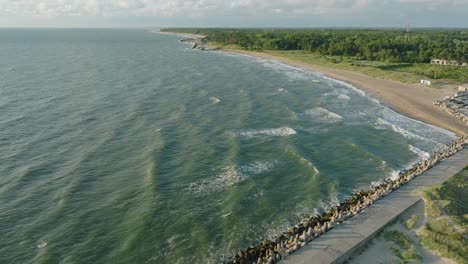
[{"xmin": 282, "ymin": 148, "xmax": 468, "ymax": 264}]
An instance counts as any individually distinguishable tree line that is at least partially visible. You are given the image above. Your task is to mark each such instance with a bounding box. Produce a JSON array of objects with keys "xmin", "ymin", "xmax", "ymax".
[{"xmin": 162, "ymin": 28, "xmax": 468, "ymax": 64}]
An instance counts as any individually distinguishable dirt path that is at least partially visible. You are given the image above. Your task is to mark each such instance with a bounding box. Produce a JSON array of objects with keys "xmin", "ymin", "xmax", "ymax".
[{"xmin": 348, "ymin": 200, "xmax": 455, "ymax": 264}]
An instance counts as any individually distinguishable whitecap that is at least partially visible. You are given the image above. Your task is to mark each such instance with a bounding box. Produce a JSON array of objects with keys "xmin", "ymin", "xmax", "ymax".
[
  {"xmin": 263, "ymin": 62, "xmax": 284, "ymax": 71},
  {"xmin": 408, "ymin": 145, "xmax": 431, "ymax": 160},
  {"xmin": 316, "ymin": 74, "xmax": 366, "ymax": 96},
  {"xmin": 236, "ymin": 127, "xmax": 297, "ymax": 139},
  {"xmin": 316, "ymin": 194, "xmax": 340, "ymax": 212},
  {"xmin": 263, "ymin": 60, "xmax": 304, "ymax": 73},
  {"xmin": 209, "ymin": 96, "xmax": 220, "ymax": 104},
  {"xmin": 186, "ymin": 166, "xmax": 246, "ymax": 194},
  {"xmin": 221, "ymin": 212, "xmax": 233, "ymax": 218},
  {"xmin": 304, "ymin": 107, "xmax": 343, "ymax": 123},
  {"xmin": 37, "ymin": 240, "xmax": 47, "ymax": 249},
  {"xmin": 295, "ymin": 154, "xmax": 319, "ymax": 174},
  {"xmin": 390, "ymin": 170, "xmax": 401, "ymax": 181},
  {"xmin": 289, "ymin": 111, "xmax": 299, "ymax": 120},
  {"xmin": 167, "ymin": 234, "xmax": 184, "ymax": 244},
  {"xmin": 371, "ymin": 179, "xmax": 385, "ymax": 187},
  {"xmin": 375, "ymin": 117, "xmax": 445, "ymax": 148},
  {"xmin": 379, "ymin": 160, "xmax": 388, "ymax": 170},
  {"xmin": 338, "ymin": 94, "xmax": 350, "ymax": 100},
  {"xmin": 285, "ymin": 71, "xmax": 309, "ymax": 81},
  {"xmin": 378, "ymin": 107, "xmax": 456, "ymax": 141},
  {"xmin": 239, "ymin": 161, "xmax": 276, "ymax": 175},
  {"xmin": 187, "ymin": 161, "xmax": 276, "ymax": 194}
]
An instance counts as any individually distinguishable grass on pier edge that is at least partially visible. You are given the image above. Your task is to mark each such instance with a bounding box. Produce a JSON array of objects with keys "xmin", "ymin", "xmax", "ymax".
[{"xmin": 416, "ymin": 166, "xmax": 468, "ymax": 263}]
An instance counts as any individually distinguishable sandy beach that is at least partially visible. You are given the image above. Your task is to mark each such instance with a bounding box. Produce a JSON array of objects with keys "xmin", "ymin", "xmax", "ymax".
[{"xmin": 217, "ymin": 49, "xmax": 467, "ymax": 136}]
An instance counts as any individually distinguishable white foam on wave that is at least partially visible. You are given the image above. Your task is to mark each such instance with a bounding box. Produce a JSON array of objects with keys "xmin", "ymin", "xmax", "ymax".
[
  {"xmin": 221, "ymin": 212, "xmax": 233, "ymax": 218},
  {"xmin": 368, "ymin": 106, "xmax": 457, "ymax": 157},
  {"xmin": 304, "ymin": 107, "xmax": 343, "ymax": 123},
  {"xmin": 239, "ymin": 161, "xmax": 276, "ymax": 175},
  {"xmin": 263, "ymin": 61, "xmax": 304, "ymax": 73},
  {"xmin": 37, "ymin": 240, "xmax": 47, "ymax": 249},
  {"xmin": 285, "ymin": 71, "xmax": 310, "ymax": 81},
  {"xmin": 167, "ymin": 234, "xmax": 184, "ymax": 245},
  {"xmin": 375, "ymin": 117, "xmax": 445, "ymax": 148},
  {"xmin": 262, "ymin": 60, "xmax": 311, "ymax": 80},
  {"xmin": 285, "ymin": 146, "xmax": 320, "ymax": 175},
  {"xmin": 409, "ymin": 145, "xmax": 431, "ymax": 160},
  {"xmin": 318, "ymin": 74, "xmax": 366, "ymax": 96},
  {"xmin": 187, "ymin": 161, "xmax": 276, "ymax": 194},
  {"xmin": 209, "ymin": 96, "xmax": 220, "ymax": 104},
  {"xmin": 323, "ymin": 89, "xmax": 340, "ymax": 97},
  {"xmin": 263, "ymin": 62, "xmax": 286, "ymax": 71},
  {"xmin": 316, "ymin": 193, "xmax": 340, "ymax": 212},
  {"xmin": 338, "ymin": 94, "xmax": 350, "ymax": 100},
  {"xmin": 236, "ymin": 127, "xmax": 297, "ymax": 139},
  {"xmin": 187, "ymin": 166, "xmax": 246, "ymax": 194},
  {"xmin": 390, "ymin": 170, "xmax": 401, "ymax": 181},
  {"xmin": 379, "ymin": 160, "xmax": 388, "ymax": 170}
]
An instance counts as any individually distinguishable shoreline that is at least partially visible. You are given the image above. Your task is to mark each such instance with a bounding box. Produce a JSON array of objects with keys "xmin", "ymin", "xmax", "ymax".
[
  {"xmin": 158, "ymin": 30, "xmax": 466, "ymax": 135},
  {"xmin": 156, "ymin": 31, "xmax": 468, "ymax": 263},
  {"xmin": 214, "ymin": 48, "xmax": 467, "ymax": 136},
  {"xmin": 228, "ymin": 137, "xmax": 467, "ymax": 264}
]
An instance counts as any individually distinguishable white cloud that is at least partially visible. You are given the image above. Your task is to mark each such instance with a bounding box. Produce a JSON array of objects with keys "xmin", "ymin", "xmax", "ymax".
[
  {"xmin": 0, "ymin": 0, "xmax": 466, "ymax": 19},
  {"xmin": 0, "ymin": 0, "xmax": 468, "ymax": 27}
]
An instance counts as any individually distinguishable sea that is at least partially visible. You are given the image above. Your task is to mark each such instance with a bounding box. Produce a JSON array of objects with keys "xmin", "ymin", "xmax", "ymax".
[{"xmin": 0, "ymin": 29, "xmax": 456, "ymax": 263}]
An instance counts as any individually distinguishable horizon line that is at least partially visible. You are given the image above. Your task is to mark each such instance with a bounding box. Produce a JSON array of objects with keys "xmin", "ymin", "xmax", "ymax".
[{"xmin": 1, "ymin": 26, "xmax": 468, "ymax": 30}]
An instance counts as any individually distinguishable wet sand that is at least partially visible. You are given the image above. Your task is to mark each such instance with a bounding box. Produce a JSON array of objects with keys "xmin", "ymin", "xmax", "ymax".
[{"xmin": 218, "ymin": 49, "xmax": 467, "ymax": 136}]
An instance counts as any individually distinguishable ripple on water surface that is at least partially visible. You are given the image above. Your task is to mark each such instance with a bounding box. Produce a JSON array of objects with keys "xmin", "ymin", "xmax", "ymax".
[{"xmin": 0, "ymin": 29, "xmax": 458, "ymax": 264}]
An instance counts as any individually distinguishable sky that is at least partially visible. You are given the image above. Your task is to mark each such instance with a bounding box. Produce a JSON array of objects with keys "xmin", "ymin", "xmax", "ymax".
[{"xmin": 0, "ymin": 0, "xmax": 467, "ymax": 28}]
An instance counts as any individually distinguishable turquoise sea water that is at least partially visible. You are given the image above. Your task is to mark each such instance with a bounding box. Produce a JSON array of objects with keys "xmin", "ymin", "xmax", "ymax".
[{"xmin": 0, "ymin": 29, "xmax": 456, "ymax": 263}]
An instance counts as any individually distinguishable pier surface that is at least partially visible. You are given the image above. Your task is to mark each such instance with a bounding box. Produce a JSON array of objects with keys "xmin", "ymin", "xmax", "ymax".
[{"xmin": 282, "ymin": 148, "xmax": 468, "ymax": 264}]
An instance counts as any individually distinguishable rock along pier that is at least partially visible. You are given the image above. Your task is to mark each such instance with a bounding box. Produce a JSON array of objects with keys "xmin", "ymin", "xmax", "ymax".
[{"xmin": 227, "ymin": 136, "xmax": 468, "ymax": 264}]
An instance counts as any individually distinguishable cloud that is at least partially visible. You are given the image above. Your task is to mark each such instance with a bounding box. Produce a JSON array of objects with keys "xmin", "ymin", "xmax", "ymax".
[
  {"xmin": 0, "ymin": 0, "xmax": 467, "ymax": 28},
  {"xmin": 1, "ymin": 0, "xmax": 466, "ymax": 17}
]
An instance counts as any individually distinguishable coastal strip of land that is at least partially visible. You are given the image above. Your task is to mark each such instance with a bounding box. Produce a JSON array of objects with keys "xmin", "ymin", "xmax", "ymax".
[
  {"xmin": 281, "ymin": 148, "xmax": 468, "ymax": 264},
  {"xmin": 161, "ymin": 31, "xmax": 468, "ymax": 263},
  {"xmin": 214, "ymin": 48, "xmax": 468, "ymax": 136},
  {"xmin": 164, "ymin": 29, "xmax": 467, "ymax": 135}
]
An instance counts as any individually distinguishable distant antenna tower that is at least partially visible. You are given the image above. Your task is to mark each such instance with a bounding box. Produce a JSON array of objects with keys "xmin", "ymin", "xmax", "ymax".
[{"xmin": 405, "ymin": 23, "xmax": 411, "ymax": 42}]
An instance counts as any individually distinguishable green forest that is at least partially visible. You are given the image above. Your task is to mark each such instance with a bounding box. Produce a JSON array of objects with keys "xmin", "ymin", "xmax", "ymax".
[{"xmin": 162, "ymin": 28, "xmax": 468, "ymax": 64}]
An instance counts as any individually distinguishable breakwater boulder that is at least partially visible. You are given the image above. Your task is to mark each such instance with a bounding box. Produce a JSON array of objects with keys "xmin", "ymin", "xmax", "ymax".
[
  {"xmin": 434, "ymin": 91, "xmax": 468, "ymax": 126},
  {"xmin": 226, "ymin": 136, "xmax": 467, "ymax": 264},
  {"xmin": 179, "ymin": 37, "xmax": 208, "ymax": 51}
]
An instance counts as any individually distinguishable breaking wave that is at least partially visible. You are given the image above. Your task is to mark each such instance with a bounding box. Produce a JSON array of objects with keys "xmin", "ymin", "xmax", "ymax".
[
  {"xmin": 236, "ymin": 127, "xmax": 297, "ymax": 139},
  {"xmin": 409, "ymin": 145, "xmax": 431, "ymax": 160},
  {"xmin": 209, "ymin": 97, "xmax": 220, "ymax": 104},
  {"xmin": 186, "ymin": 161, "xmax": 276, "ymax": 194},
  {"xmin": 318, "ymin": 74, "xmax": 366, "ymax": 96},
  {"xmin": 338, "ymin": 94, "xmax": 351, "ymax": 100},
  {"xmin": 304, "ymin": 107, "xmax": 343, "ymax": 123},
  {"xmin": 375, "ymin": 117, "xmax": 445, "ymax": 149}
]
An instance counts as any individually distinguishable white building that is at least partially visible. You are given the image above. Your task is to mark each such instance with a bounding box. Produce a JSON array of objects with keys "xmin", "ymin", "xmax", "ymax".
[
  {"xmin": 431, "ymin": 59, "xmax": 467, "ymax": 67},
  {"xmin": 420, "ymin": 79, "xmax": 431, "ymax": 85}
]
